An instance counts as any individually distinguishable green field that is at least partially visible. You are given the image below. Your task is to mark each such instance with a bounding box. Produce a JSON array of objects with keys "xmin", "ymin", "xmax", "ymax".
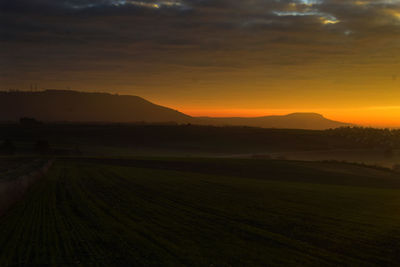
[{"xmin": 1, "ymin": 158, "xmax": 400, "ymax": 266}]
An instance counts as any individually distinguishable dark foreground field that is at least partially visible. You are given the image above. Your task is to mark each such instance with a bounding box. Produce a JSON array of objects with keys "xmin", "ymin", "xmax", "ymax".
[{"xmin": 1, "ymin": 158, "xmax": 400, "ymax": 266}]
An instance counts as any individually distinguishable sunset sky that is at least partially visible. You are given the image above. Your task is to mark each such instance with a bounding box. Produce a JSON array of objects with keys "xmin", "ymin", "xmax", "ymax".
[{"xmin": 2, "ymin": 0, "xmax": 400, "ymax": 127}]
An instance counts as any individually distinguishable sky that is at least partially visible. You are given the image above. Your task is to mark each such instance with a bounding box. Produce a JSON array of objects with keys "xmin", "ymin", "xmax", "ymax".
[{"xmin": 1, "ymin": 0, "xmax": 400, "ymax": 127}]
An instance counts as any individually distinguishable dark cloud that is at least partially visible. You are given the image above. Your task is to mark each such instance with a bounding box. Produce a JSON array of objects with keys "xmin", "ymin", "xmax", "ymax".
[
  {"xmin": 2, "ymin": 0, "xmax": 398, "ymax": 49},
  {"xmin": 1, "ymin": 0, "xmax": 400, "ymax": 93}
]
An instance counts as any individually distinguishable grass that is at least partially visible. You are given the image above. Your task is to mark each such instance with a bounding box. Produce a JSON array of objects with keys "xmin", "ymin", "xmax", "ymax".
[
  {"xmin": 0, "ymin": 157, "xmax": 48, "ymax": 181},
  {"xmin": 1, "ymin": 158, "xmax": 400, "ymax": 266}
]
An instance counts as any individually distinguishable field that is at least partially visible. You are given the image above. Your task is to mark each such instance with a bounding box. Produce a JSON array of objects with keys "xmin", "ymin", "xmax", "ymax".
[
  {"xmin": 1, "ymin": 158, "xmax": 400, "ymax": 266},
  {"xmin": 0, "ymin": 158, "xmax": 49, "ymax": 180}
]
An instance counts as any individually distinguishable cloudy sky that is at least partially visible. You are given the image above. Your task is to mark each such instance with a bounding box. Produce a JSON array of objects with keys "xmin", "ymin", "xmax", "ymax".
[{"xmin": 1, "ymin": 0, "xmax": 400, "ymax": 126}]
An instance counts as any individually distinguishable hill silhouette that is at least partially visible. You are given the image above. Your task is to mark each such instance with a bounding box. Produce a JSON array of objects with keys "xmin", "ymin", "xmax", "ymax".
[
  {"xmin": 0, "ymin": 90, "xmax": 349, "ymax": 129},
  {"xmin": 197, "ymin": 113, "xmax": 349, "ymax": 130},
  {"xmin": 0, "ymin": 90, "xmax": 191, "ymax": 123}
]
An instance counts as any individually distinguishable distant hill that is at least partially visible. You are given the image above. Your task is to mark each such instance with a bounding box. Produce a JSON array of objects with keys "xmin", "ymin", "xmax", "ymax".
[
  {"xmin": 196, "ymin": 113, "xmax": 350, "ymax": 130},
  {"xmin": 0, "ymin": 90, "xmax": 349, "ymax": 129},
  {"xmin": 0, "ymin": 90, "xmax": 191, "ymax": 123}
]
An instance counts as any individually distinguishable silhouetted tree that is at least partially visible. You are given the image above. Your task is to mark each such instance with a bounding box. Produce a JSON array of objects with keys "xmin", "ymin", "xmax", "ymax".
[{"xmin": 0, "ymin": 140, "xmax": 16, "ymax": 155}]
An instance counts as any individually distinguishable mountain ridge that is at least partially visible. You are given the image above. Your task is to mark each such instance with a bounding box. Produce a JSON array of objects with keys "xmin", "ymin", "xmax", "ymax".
[
  {"xmin": 0, "ymin": 90, "xmax": 350, "ymax": 129},
  {"xmin": 0, "ymin": 90, "xmax": 192, "ymax": 123},
  {"xmin": 195, "ymin": 112, "xmax": 348, "ymax": 130}
]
